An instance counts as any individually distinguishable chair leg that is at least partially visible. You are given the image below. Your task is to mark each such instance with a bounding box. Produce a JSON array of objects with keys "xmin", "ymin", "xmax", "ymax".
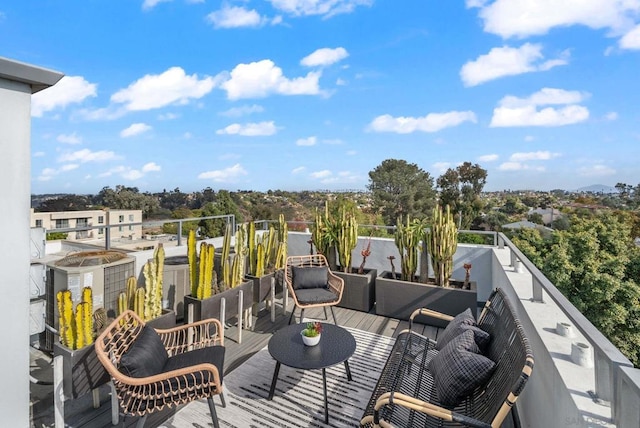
[
  {"xmin": 299, "ymin": 308, "xmax": 305, "ymax": 323},
  {"xmin": 135, "ymin": 414, "xmax": 148, "ymax": 428},
  {"xmin": 288, "ymin": 307, "xmax": 297, "ymax": 325},
  {"xmin": 330, "ymin": 306, "xmax": 338, "ymax": 325},
  {"xmin": 219, "ymin": 392, "xmax": 227, "ymax": 408},
  {"xmin": 323, "ymin": 306, "xmax": 329, "ymax": 320},
  {"xmin": 208, "ymin": 397, "xmax": 221, "ymax": 428}
]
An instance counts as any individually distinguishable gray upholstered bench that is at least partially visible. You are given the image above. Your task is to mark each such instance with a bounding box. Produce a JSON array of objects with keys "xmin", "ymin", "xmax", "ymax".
[{"xmin": 361, "ymin": 288, "xmax": 534, "ymax": 428}]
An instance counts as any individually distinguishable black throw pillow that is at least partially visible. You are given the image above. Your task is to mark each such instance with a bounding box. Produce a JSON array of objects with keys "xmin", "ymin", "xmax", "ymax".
[
  {"xmin": 292, "ymin": 265, "xmax": 328, "ymax": 289},
  {"xmin": 119, "ymin": 325, "xmax": 169, "ymax": 378},
  {"xmin": 436, "ymin": 308, "xmax": 475, "ymax": 350},
  {"xmin": 429, "ymin": 329, "xmax": 496, "ymax": 407}
]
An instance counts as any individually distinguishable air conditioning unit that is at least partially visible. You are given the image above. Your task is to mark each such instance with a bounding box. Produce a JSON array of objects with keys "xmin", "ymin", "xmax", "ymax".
[{"xmin": 46, "ymin": 251, "xmax": 136, "ymax": 340}]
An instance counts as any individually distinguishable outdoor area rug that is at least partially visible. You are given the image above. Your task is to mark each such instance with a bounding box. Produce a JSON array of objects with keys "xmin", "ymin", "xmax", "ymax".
[{"xmin": 161, "ymin": 327, "xmax": 396, "ymax": 428}]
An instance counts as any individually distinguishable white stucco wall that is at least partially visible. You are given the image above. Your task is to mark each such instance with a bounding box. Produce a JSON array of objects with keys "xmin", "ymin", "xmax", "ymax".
[{"xmin": 0, "ymin": 77, "xmax": 33, "ymax": 427}]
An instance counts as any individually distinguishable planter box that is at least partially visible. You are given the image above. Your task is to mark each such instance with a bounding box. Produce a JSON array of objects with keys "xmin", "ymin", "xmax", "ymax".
[
  {"xmin": 53, "ymin": 342, "xmax": 110, "ymax": 400},
  {"xmin": 375, "ymin": 271, "xmax": 477, "ymax": 328},
  {"xmin": 146, "ymin": 309, "xmax": 177, "ymax": 330},
  {"xmin": 335, "ymin": 268, "xmax": 377, "ymax": 312},
  {"xmin": 184, "ymin": 279, "xmax": 253, "ymax": 323}
]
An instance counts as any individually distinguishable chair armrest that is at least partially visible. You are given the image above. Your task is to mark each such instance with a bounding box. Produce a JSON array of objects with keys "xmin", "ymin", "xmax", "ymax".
[
  {"xmin": 364, "ymin": 392, "xmax": 491, "ymax": 428},
  {"xmin": 156, "ymin": 318, "xmax": 224, "ymax": 356},
  {"xmin": 409, "ymin": 308, "xmax": 454, "ymax": 331},
  {"xmin": 327, "ymin": 271, "xmax": 344, "ymax": 297}
]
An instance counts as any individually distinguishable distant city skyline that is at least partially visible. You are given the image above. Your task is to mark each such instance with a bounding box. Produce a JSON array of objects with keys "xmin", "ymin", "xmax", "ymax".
[{"xmin": 3, "ymin": 1, "xmax": 639, "ymax": 193}]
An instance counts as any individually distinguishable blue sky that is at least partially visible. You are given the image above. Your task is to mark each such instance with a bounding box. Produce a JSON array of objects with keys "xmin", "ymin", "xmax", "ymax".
[{"xmin": 3, "ymin": 0, "xmax": 640, "ymax": 194}]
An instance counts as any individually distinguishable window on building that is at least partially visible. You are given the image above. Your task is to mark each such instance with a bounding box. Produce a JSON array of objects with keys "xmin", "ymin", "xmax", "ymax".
[
  {"xmin": 55, "ymin": 219, "xmax": 69, "ymax": 229},
  {"xmin": 129, "ymin": 225, "xmax": 133, "ymax": 231},
  {"xmin": 76, "ymin": 218, "xmax": 88, "ymax": 227},
  {"xmin": 98, "ymin": 216, "xmax": 104, "ymax": 224},
  {"xmin": 98, "ymin": 228, "xmax": 104, "ymax": 235},
  {"xmin": 119, "ymin": 215, "xmax": 124, "ymax": 223},
  {"xmin": 119, "ymin": 226, "xmax": 123, "ymax": 232},
  {"xmin": 129, "ymin": 214, "xmax": 134, "ymax": 222},
  {"xmin": 35, "ymin": 219, "xmax": 42, "ymax": 228}
]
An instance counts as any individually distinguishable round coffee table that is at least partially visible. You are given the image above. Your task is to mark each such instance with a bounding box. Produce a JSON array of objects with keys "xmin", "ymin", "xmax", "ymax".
[{"xmin": 267, "ymin": 323, "xmax": 356, "ymax": 423}]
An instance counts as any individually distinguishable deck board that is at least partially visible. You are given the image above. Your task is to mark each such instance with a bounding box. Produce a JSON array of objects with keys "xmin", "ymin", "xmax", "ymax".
[{"xmin": 31, "ymin": 303, "xmax": 515, "ymax": 428}]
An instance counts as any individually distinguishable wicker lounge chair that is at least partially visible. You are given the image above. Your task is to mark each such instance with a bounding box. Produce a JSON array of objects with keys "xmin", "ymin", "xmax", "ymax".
[
  {"xmin": 284, "ymin": 254, "xmax": 344, "ymax": 325},
  {"xmin": 95, "ymin": 310, "xmax": 226, "ymax": 428}
]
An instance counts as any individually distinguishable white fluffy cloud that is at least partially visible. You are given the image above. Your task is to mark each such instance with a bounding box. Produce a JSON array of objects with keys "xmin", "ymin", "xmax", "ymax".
[
  {"xmin": 120, "ymin": 123, "xmax": 152, "ymax": 138},
  {"xmin": 296, "ymin": 136, "xmax": 317, "ymax": 146},
  {"xmin": 620, "ymin": 23, "xmax": 640, "ymax": 49},
  {"xmin": 220, "ymin": 60, "xmax": 322, "ymax": 100},
  {"xmin": 216, "ymin": 121, "xmax": 278, "ymax": 136},
  {"xmin": 57, "ymin": 132, "xmax": 83, "ymax": 145},
  {"xmin": 198, "ymin": 163, "xmax": 248, "ymax": 182},
  {"xmin": 111, "ymin": 67, "xmax": 218, "ymax": 111},
  {"xmin": 219, "ymin": 104, "xmax": 265, "ymax": 117},
  {"xmin": 368, "ymin": 111, "xmax": 477, "ymax": 134},
  {"xmin": 206, "ymin": 5, "xmax": 265, "ymax": 28},
  {"xmin": 58, "ymin": 149, "xmax": 118, "ymax": 163},
  {"xmin": 469, "ymin": 0, "xmax": 640, "ymax": 39},
  {"xmin": 292, "ymin": 166, "xmax": 306, "ymax": 174},
  {"xmin": 490, "ymin": 88, "xmax": 590, "ymax": 127},
  {"xmin": 310, "ymin": 170, "xmax": 332, "ymax": 179},
  {"xmin": 460, "ymin": 43, "xmax": 568, "ymax": 86},
  {"xmin": 37, "ymin": 164, "xmax": 79, "ymax": 181},
  {"xmin": 510, "ymin": 151, "xmax": 560, "ymax": 161},
  {"xmin": 142, "ymin": 162, "xmax": 161, "ymax": 172},
  {"xmin": 478, "ymin": 154, "xmax": 499, "ymax": 162},
  {"xmin": 498, "ymin": 162, "xmax": 545, "ymax": 172},
  {"xmin": 432, "ymin": 162, "xmax": 452, "ymax": 174},
  {"xmin": 142, "ymin": 0, "xmax": 171, "ymax": 11},
  {"xmin": 578, "ymin": 164, "xmax": 616, "ymax": 176},
  {"xmin": 301, "ymin": 47, "xmax": 349, "ymax": 67},
  {"xmin": 269, "ymin": 0, "xmax": 373, "ymax": 18},
  {"xmin": 32, "ymin": 76, "xmax": 97, "ymax": 117}
]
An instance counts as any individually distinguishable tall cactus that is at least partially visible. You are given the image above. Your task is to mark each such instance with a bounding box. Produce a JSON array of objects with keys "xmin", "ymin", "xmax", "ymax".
[
  {"xmin": 57, "ymin": 287, "xmax": 93, "ymax": 350},
  {"xmin": 230, "ymin": 223, "xmax": 247, "ymax": 287},
  {"xmin": 247, "ymin": 221, "xmax": 257, "ymax": 275},
  {"xmin": 274, "ymin": 214, "xmax": 288, "ymax": 270},
  {"xmin": 427, "ymin": 205, "xmax": 458, "ymax": 287},
  {"xmin": 312, "ymin": 203, "xmax": 333, "ymax": 257},
  {"xmin": 188, "ymin": 229, "xmax": 198, "ymax": 297},
  {"xmin": 395, "ymin": 215, "xmax": 427, "ymax": 282},
  {"xmin": 142, "ymin": 243, "xmax": 164, "ymax": 320},
  {"xmin": 336, "ymin": 206, "xmax": 358, "ymax": 272},
  {"xmin": 196, "ymin": 243, "xmax": 214, "ymax": 299}
]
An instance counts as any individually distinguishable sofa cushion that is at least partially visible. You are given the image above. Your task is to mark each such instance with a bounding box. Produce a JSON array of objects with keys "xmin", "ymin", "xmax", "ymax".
[
  {"xmin": 429, "ymin": 329, "xmax": 496, "ymax": 407},
  {"xmin": 436, "ymin": 308, "xmax": 489, "ymax": 351},
  {"xmin": 119, "ymin": 325, "xmax": 168, "ymax": 378},
  {"xmin": 163, "ymin": 345, "xmax": 225, "ymax": 384},
  {"xmin": 292, "ymin": 265, "xmax": 328, "ymax": 289},
  {"xmin": 294, "ymin": 287, "xmax": 339, "ymax": 304}
]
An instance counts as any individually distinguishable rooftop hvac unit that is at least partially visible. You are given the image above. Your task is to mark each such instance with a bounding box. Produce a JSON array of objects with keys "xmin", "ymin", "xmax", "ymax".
[
  {"xmin": 44, "ymin": 251, "xmax": 136, "ymax": 349},
  {"xmin": 163, "ymin": 256, "xmax": 190, "ymax": 321}
]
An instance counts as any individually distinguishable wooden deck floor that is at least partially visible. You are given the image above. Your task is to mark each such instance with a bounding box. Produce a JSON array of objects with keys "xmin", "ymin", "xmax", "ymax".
[{"xmin": 30, "ymin": 304, "xmax": 517, "ymax": 427}]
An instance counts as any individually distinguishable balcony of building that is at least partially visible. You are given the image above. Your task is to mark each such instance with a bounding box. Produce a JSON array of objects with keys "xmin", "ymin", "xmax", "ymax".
[{"xmin": 29, "ymin": 224, "xmax": 640, "ymax": 427}]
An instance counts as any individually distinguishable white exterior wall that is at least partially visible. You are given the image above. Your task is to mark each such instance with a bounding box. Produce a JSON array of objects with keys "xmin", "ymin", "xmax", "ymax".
[
  {"xmin": 0, "ymin": 58, "xmax": 62, "ymax": 426},
  {"xmin": 0, "ymin": 76, "xmax": 37, "ymax": 426}
]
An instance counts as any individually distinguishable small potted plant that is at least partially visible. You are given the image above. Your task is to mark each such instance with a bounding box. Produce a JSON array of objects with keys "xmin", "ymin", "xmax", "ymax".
[{"xmin": 301, "ymin": 321, "xmax": 323, "ymax": 346}]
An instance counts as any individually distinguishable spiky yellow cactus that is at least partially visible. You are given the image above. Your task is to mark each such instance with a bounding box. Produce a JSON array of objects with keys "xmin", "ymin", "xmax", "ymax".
[
  {"xmin": 57, "ymin": 290, "xmax": 74, "ymax": 349},
  {"xmin": 395, "ymin": 215, "xmax": 427, "ymax": 282},
  {"xmin": 188, "ymin": 229, "xmax": 198, "ymax": 297},
  {"xmin": 336, "ymin": 206, "xmax": 358, "ymax": 273},
  {"xmin": 142, "ymin": 244, "xmax": 165, "ymax": 320},
  {"xmin": 134, "ymin": 287, "xmax": 145, "ymax": 316}
]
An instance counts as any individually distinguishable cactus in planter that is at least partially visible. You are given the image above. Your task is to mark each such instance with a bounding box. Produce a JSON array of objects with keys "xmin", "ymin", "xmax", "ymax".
[
  {"xmin": 230, "ymin": 223, "xmax": 247, "ymax": 288},
  {"xmin": 312, "ymin": 203, "xmax": 334, "ymax": 258},
  {"xmin": 395, "ymin": 215, "xmax": 427, "ymax": 282},
  {"xmin": 188, "ymin": 229, "xmax": 198, "ymax": 296},
  {"xmin": 336, "ymin": 206, "xmax": 358, "ymax": 273},
  {"xmin": 142, "ymin": 244, "xmax": 165, "ymax": 320},
  {"xmin": 427, "ymin": 205, "xmax": 458, "ymax": 287},
  {"xmin": 274, "ymin": 214, "xmax": 288, "ymax": 270},
  {"xmin": 196, "ymin": 242, "xmax": 215, "ymax": 298},
  {"xmin": 358, "ymin": 237, "xmax": 372, "ymax": 275},
  {"xmin": 57, "ymin": 287, "xmax": 93, "ymax": 350}
]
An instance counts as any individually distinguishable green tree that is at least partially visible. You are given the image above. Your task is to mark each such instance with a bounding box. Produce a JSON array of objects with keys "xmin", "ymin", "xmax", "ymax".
[
  {"xmin": 95, "ymin": 185, "xmax": 159, "ymax": 218},
  {"xmin": 198, "ymin": 190, "xmax": 243, "ymax": 238},
  {"xmin": 436, "ymin": 162, "xmax": 487, "ymax": 229},
  {"xmin": 367, "ymin": 159, "xmax": 436, "ymax": 225},
  {"xmin": 527, "ymin": 212, "xmax": 544, "ymax": 225}
]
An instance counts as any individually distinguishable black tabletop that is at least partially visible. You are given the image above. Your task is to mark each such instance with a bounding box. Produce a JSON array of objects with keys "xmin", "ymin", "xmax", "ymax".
[{"xmin": 268, "ymin": 323, "xmax": 356, "ymax": 370}]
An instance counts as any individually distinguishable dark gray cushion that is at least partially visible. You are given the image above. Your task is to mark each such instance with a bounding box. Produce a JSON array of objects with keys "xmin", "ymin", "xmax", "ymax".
[
  {"xmin": 163, "ymin": 345, "xmax": 225, "ymax": 384},
  {"xmin": 429, "ymin": 329, "xmax": 496, "ymax": 407},
  {"xmin": 436, "ymin": 308, "xmax": 484, "ymax": 351},
  {"xmin": 294, "ymin": 287, "xmax": 339, "ymax": 304},
  {"xmin": 292, "ymin": 265, "xmax": 328, "ymax": 289},
  {"xmin": 119, "ymin": 326, "xmax": 168, "ymax": 378}
]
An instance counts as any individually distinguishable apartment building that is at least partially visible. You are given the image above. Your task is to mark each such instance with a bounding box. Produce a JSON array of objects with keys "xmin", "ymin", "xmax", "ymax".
[{"xmin": 30, "ymin": 209, "xmax": 143, "ymax": 241}]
